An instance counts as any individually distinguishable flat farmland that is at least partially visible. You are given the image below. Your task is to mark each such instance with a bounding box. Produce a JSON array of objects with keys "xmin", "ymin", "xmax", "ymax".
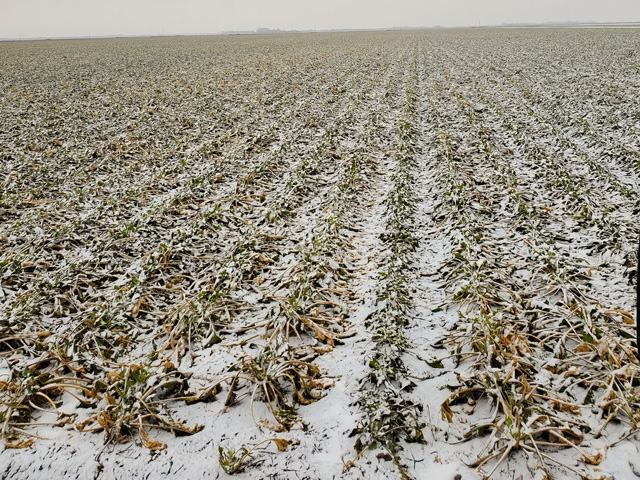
[{"xmin": 1, "ymin": 28, "xmax": 640, "ymax": 479}]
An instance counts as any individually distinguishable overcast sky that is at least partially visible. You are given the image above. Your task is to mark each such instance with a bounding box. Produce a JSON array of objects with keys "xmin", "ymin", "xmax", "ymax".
[{"xmin": 1, "ymin": 0, "xmax": 639, "ymax": 39}]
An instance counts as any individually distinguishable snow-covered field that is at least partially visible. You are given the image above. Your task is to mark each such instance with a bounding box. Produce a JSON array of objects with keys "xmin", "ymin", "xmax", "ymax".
[{"xmin": 1, "ymin": 28, "xmax": 640, "ymax": 479}]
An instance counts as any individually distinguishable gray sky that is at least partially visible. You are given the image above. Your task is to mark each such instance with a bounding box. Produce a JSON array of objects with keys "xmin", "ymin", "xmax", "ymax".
[{"xmin": 1, "ymin": 0, "xmax": 639, "ymax": 38}]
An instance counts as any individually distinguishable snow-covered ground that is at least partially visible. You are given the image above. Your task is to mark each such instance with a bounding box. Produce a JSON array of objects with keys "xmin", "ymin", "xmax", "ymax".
[{"xmin": 1, "ymin": 28, "xmax": 640, "ymax": 479}]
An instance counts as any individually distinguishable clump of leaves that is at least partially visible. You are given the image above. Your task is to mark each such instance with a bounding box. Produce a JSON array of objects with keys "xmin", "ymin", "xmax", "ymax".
[
  {"xmin": 219, "ymin": 438, "xmax": 293, "ymax": 474},
  {"xmin": 162, "ymin": 284, "xmax": 236, "ymax": 355},
  {"xmin": 224, "ymin": 345, "xmax": 323, "ymax": 429},
  {"xmin": 0, "ymin": 365, "xmax": 59, "ymax": 444},
  {"xmin": 0, "ymin": 356, "xmax": 89, "ymax": 447},
  {"xmin": 355, "ymin": 390, "xmax": 424, "ymax": 455},
  {"xmin": 81, "ymin": 362, "xmax": 202, "ymax": 449}
]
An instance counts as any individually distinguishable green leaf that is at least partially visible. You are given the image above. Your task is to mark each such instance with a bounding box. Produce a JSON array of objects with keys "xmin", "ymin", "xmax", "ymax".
[{"xmin": 427, "ymin": 359, "xmax": 444, "ymax": 369}]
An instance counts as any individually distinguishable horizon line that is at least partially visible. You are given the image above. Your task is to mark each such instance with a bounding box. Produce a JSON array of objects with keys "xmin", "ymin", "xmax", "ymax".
[{"xmin": 2, "ymin": 20, "xmax": 639, "ymax": 42}]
